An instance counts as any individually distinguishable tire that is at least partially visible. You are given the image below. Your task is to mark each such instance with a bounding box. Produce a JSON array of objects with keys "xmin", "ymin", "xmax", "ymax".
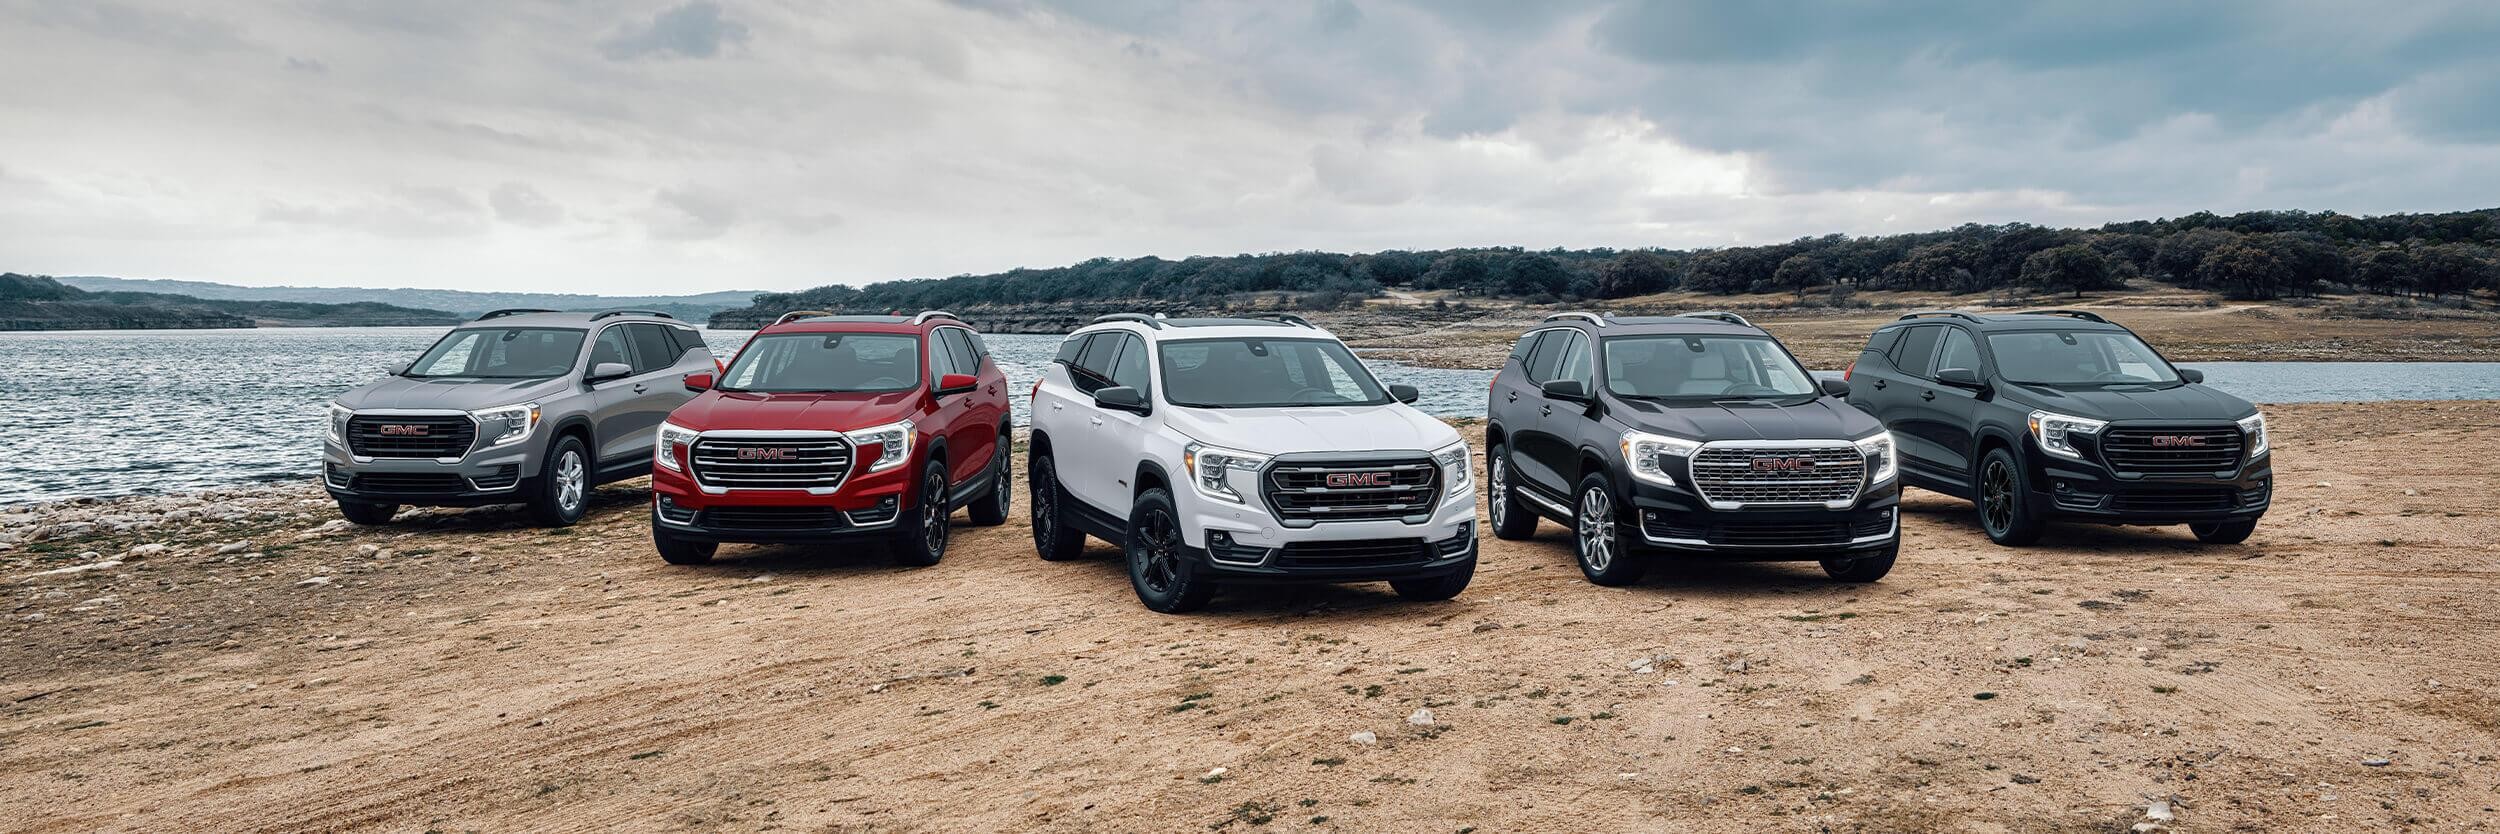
[
  {"xmin": 1390, "ymin": 558, "xmax": 1476, "ymax": 601},
  {"xmin": 1821, "ymin": 542, "xmax": 1897, "ymax": 582},
  {"xmin": 1975, "ymin": 447, "xmax": 2045, "ymax": 546},
  {"xmin": 337, "ymin": 500, "xmax": 399, "ymax": 526},
  {"xmin": 653, "ymin": 521, "xmax": 717, "ymax": 566},
  {"xmin": 1572, "ymin": 473, "xmax": 1646, "ymax": 586},
  {"xmin": 1485, "ymin": 444, "xmax": 1538, "ymax": 540},
  {"xmin": 2190, "ymin": 519, "xmax": 2257, "ymax": 544},
  {"xmin": 527, "ymin": 435, "xmax": 591, "ymax": 527},
  {"xmin": 1030, "ymin": 452, "xmax": 1087, "ymax": 561},
  {"xmin": 968, "ymin": 435, "xmax": 1011, "ymax": 527},
  {"xmin": 890, "ymin": 458, "xmax": 950, "ymax": 567},
  {"xmin": 1125, "ymin": 488, "xmax": 1216, "ymax": 614}
]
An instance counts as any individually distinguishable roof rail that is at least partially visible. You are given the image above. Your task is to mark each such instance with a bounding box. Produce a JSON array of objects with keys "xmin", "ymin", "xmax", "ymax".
[
  {"xmin": 2018, "ymin": 308, "xmax": 2109, "ymax": 323},
  {"xmin": 1091, "ymin": 313, "xmax": 1164, "ymax": 330},
  {"xmin": 1674, "ymin": 311, "xmax": 1753, "ymax": 327},
  {"xmin": 590, "ymin": 309, "xmax": 673, "ymax": 321},
  {"xmin": 1542, "ymin": 312, "xmax": 1609, "ymax": 327},
  {"xmin": 911, "ymin": 310, "xmax": 963, "ymax": 326},
  {"xmin": 476, "ymin": 308, "xmax": 556, "ymax": 320},
  {"xmin": 771, "ymin": 309, "xmax": 835, "ymax": 326},
  {"xmin": 1247, "ymin": 312, "xmax": 1316, "ymax": 328},
  {"xmin": 1896, "ymin": 310, "xmax": 1986, "ymax": 323}
]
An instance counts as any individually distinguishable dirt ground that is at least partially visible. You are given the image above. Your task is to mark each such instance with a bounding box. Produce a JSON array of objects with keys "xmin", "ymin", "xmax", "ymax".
[{"xmin": 4, "ymin": 401, "xmax": 2498, "ymax": 832}]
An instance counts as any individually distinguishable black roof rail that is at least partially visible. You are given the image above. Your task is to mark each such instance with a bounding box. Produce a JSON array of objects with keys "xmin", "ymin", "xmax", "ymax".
[
  {"xmin": 1091, "ymin": 313, "xmax": 1164, "ymax": 330},
  {"xmin": 1542, "ymin": 312, "xmax": 1608, "ymax": 327},
  {"xmin": 771, "ymin": 309, "xmax": 836, "ymax": 326},
  {"xmin": 1896, "ymin": 310, "xmax": 1986, "ymax": 323},
  {"xmin": 911, "ymin": 310, "xmax": 963, "ymax": 326},
  {"xmin": 1674, "ymin": 311, "xmax": 1753, "ymax": 327},
  {"xmin": 590, "ymin": 309, "xmax": 673, "ymax": 321},
  {"xmin": 1247, "ymin": 312, "xmax": 1316, "ymax": 328},
  {"xmin": 476, "ymin": 308, "xmax": 557, "ymax": 320},
  {"xmin": 2018, "ymin": 308, "xmax": 2109, "ymax": 323}
]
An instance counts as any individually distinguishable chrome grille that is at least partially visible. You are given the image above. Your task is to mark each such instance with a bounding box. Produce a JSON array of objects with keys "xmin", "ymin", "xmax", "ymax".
[
  {"xmin": 2098, "ymin": 427, "xmax": 2244, "ymax": 475},
  {"xmin": 347, "ymin": 414, "xmax": 475, "ymax": 459},
  {"xmin": 1263, "ymin": 458, "xmax": 1440, "ymax": 522},
  {"xmin": 690, "ymin": 436, "xmax": 853, "ymax": 490},
  {"xmin": 1688, "ymin": 444, "xmax": 1866, "ymax": 507}
]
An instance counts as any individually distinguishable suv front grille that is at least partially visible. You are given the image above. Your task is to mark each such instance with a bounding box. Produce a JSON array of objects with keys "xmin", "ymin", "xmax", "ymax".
[
  {"xmin": 690, "ymin": 436, "xmax": 854, "ymax": 491},
  {"xmin": 1274, "ymin": 538, "xmax": 1432, "ymax": 568},
  {"xmin": 1688, "ymin": 445, "xmax": 1866, "ymax": 507},
  {"xmin": 2098, "ymin": 427, "xmax": 2245, "ymax": 475},
  {"xmin": 347, "ymin": 415, "xmax": 476, "ymax": 459},
  {"xmin": 1263, "ymin": 458, "xmax": 1439, "ymax": 523}
]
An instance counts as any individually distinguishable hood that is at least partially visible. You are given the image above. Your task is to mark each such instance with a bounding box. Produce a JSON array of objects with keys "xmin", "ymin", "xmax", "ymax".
[
  {"xmin": 1163, "ymin": 404, "xmax": 1461, "ymax": 455},
  {"xmin": 2006, "ymin": 382, "xmax": 2256, "ymax": 422},
  {"xmin": 667, "ymin": 389, "xmax": 922, "ymax": 433},
  {"xmin": 334, "ymin": 375, "xmax": 571, "ymax": 412},
  {"xmin": 1609, "ymin": 395, "xmax": 1884, "ymax": 442}
]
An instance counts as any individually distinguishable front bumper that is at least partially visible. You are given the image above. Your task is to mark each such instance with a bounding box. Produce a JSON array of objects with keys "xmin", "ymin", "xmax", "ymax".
[
  {"xmin": 1175, "ymin": 473, "xmax": 1478, "ymax": 583},
  {"xmin": 646, "ymin": 456, "xmax": 911, "ymax": 543},
  {"xmin": 1626, "ymin": 477, "xmax": 1901, "ymax": 560},
  {"xmin": 321, "ymin": 441, "xmax": 536, "ymax": 507},
  {"xmin": 2033, "ymin": 452, "xmax": 2272, "ymax": 525}
]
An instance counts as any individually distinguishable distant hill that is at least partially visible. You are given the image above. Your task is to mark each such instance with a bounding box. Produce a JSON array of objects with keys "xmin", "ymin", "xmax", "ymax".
[
  {"xmin": 52, "ymin": 276, "xmax": 763, "ymax": 322},
  {"xmin": 1, "ymin": 273, "xmax": 461, "ymax": 331}
]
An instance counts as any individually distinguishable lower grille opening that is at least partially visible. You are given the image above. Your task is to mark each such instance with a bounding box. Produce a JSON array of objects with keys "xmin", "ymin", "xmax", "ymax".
[
  {"xmin": 655, "ymin": 496, "xmax": 697, "ymax": 525},
  {"xmin": 2107, "ymin": 487, "xmax": 2241, "ymax": 514},
  {"xmin": 1274, "ymin": 538, "xmax": 1432, "ymax": 568},
  {"xmin": 348, "ymin": 472, "xmax": 472, "ymax": 494},
  {"xmin": 698, "ymin": 506, "xmax": 850, "ymax": 532},
  {"xmin": 1643, "ymin": 509, "xmax": 1891, "ymax": 547}
]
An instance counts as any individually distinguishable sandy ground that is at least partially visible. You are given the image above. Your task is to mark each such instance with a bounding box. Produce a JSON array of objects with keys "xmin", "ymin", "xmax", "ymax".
[{"xmin": 4, "ymin": 402, "xmax": 2498, "ymax": 833}]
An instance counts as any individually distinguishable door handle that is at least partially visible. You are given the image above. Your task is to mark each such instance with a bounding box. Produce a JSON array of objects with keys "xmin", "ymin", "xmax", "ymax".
[
  {"xmin": 1921, "ymin": 390, "xmax": 1936, "ymax": 401},
  {"xmin": 632, "ymin": 383, "xmax": 647, "ymax": 394},
  {"xmin": 1539, "ymin": 405, "xmax": 1552, "ymax": 416},
  {"xmin": 1872, "ymin": 379, "xmax": 1887, "ymax": 390},
  {"xmin": 1089, "ymin": 416, "xmax": 1104, "ymax": 426},
  {"xmin": 1051, "ymin": 402, "xmax": 1063, "ymax": 411},
  {"xmin": 1505, "ymin": 391, "xmax": 1518, "ymax": 403}
]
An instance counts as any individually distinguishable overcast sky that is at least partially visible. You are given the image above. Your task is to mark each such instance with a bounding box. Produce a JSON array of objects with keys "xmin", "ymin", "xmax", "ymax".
[{"xmin": 4, "ymin": 0, "xmax": 2497, "ymax": 295}]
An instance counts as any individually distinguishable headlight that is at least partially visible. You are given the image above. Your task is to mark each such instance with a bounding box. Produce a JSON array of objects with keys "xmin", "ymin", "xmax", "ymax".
[
  {"xmin": 1183, "ymin": 441, "xmax": 1270, "ymax": 504},
  {"xmin": 2027, "ymin": 410, "xmax": 2106, "ymax": 460},
  {"xmin": 1855, "ymin": 431, "xmax": 1897, "ymax": 484},
  {"xmin": 1620, "ymin": 430, "xmax": 1701, "ymax": 487},
  {"xmin": 328, "ymin": 403, "xmax": 352, "ymax": 444},
  {"xmin": 1431, "ymin": 442, "xmax": 1470, "ymax": 490},
  {"xmin": 844, "ymin": 419, "xmax": 915, "ymax": 473},
  {"xmin": 471, "ymin": 402, "xmax": 541, "ymax": 448},
  {"xmin": 2238, "ymin": 411, "xmax": 2268, "ymax": 457},
  {"xmin": 656, "ymin": 421, "xmax": 698, "ymax": 472}
]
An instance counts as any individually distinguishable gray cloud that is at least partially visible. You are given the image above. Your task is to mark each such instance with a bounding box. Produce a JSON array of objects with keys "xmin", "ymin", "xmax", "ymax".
[
  {"xmin": 645, "ymin": 187, "xmax": 740, "ymax": 241},
  {"xmin": 488, "ymin": 183, "xmax": 565, "ymax": 227},
  {"xmin": 600, "ymin": 1, "xmax": 751, "ymax": 60}
]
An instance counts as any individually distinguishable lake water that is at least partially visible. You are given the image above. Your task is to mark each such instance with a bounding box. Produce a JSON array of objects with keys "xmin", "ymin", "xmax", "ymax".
[{"xmin": 2, "ymin": 326, "xmax": 2494, "ymax": 504}]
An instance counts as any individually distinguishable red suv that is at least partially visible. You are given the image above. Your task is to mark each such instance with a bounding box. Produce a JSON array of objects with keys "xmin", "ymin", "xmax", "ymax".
[{"xmin": 649, "ymin": 311, "xmax": 1012, "ymax": 566}]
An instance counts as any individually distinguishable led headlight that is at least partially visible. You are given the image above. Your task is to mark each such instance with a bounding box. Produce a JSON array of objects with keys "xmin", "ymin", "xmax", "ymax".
[
  {"xmin": 471, "ymin": 402, "xmax": 541, "ymax": 448},
  {"xmin": 1184, "ymin": 441, "xmax": 1270, "ymax": 504},
  {"xmin": 655, "ymin": 421, "xmax": 698, "ymax": 472},
  {"xmin": 2238, "ymin": 411, "xmax": 2268, "ymax": 457},
  {"xmin": 845, "ymin": 419, "xmax": 915, "ymax": 473},
  {"xmin": 1620, "ymin": 430, "xmax": 1702, "ymax": 487},
  {"xmin": 2027, "ymin": 410, "xmax": 2106, "ymax": 460},
  {"xmin": 1855, "ymin": 430, "xmax": 1898, "ymax": 484},
  {"xmin": 328, "ymin": 403, "xmax": 352, "ymax": 445},
  {"xmin": 1431, "ymin": 441, "xmax": 1471, "ymax": 490}
]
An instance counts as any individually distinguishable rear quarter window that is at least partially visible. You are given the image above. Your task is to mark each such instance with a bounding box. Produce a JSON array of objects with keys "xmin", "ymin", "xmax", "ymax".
[{"xmin": 1863, "ymin": 327, "xmax": 1902, "ymax": 357}]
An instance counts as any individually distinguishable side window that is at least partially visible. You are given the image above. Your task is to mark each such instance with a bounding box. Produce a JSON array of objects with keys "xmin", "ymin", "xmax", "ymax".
[
  {"xmin": 1072, "ymin": 333, "xmax": 1121, "ymax": 395},
  {"xmin": 1556, "ymin": 331, "xmax": 1594, "ymax": 390},
  {"xmin": 962, "ymin": 330, "xmax": 989, "ymax": 366},
  {"xmin": 1508, "ymin": 331, "xmax": 1546, "ymax": 370},
  {"xmin": 1891, "ymin": 325, "xmax": 1942, "ymax": 379},
  {"xmin": 1935, "ymin": 328, "xmax": 1982, "ymax": 375},
  {"xmin": 926, "ymin": 328, "xmax": 964, "ymax": 384},
  {"xmin": 589, "ymin": 326, "xmax": 636, "ymax": 372},
  {"xmin": 627, "ymin": 324, "xmax": 679, "ymax": 373},
  {"xmin": 1108, "ymin": 335, "xmax": 1151, "ymax": 391},
  {"xmin": 1862, "ymin": 327, "xmax": 1902, "ymax": 358},
  {"xmin": 1054, "ymin": 334, "xmax": 1088, "ymax": 365},
  {"xmin": 668, "ymin": 327, "xmax": 711, "ymax": 360},
  {"xmin": 1523, "ymin": 330, "xmax": 1573, "ymax": 383},
  {"xmin": 939, "ymin": 329, "xmax": 980, "ymax": 375}
]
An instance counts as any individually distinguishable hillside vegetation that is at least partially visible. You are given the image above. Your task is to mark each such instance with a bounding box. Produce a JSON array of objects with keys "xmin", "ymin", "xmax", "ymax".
[
  {"xmin": 1, "ymin": 273, "xmax": 460, "ymax": 330},
  {"xmin": 51, "ymin": 275, "xmax": 761, "ymax": 322}
]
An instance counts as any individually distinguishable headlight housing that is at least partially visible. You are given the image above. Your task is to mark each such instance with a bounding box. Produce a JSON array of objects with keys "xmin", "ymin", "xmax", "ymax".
[
  {"xmin": 2027, "ymin": 410, "xmax": 2106, "ymax": 460},
  {"xmin": 2238, "ymin": 411, "xmax": 2268, "ymax": 457},
  {"xmin": 328, "ymin": 403, "xmax": 352, "ymax": 445},
  {"xmin": 1431, "ymin": 442, "xmax": 1470, "ymax": 490},
  {"xmin": 656, "ymin": 421, "xmax": 698, "ymax": 472},
  {"xmin": 471, "ymin": 402, "xmax": 541, "ymax": 448},
  {"xmin": 1620, "ymin": 430, "xmax": 1702, "ymax": 487},
  {"xmin": 1855, "ymin": 431, "xmax": 1897, "ymax": 484},
  {"xmin": 846, "ymin": 419, "xmax": 915, "ymax": 473},
  {"xmin": 1184, "ymin": 441, "xmax": 1270, "ymax": 505}
]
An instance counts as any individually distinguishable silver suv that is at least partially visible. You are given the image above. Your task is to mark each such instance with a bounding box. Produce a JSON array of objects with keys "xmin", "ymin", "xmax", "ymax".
[{"xmin": 323, "ymin": 309, "xmax": 717, "ymax": 526}]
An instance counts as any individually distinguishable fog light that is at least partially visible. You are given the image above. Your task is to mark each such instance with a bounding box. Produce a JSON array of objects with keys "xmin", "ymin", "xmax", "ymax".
[{"xmin": 1209, "ymin": 530, "xmax": 1233, "ymax": 547}]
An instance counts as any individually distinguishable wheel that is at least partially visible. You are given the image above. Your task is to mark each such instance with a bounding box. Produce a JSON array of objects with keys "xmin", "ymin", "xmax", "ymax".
[
  {"xmin": 890, "ymin": 458, "xmax": 950, "ymax": 567},
  {"xmin": 1975, "ymin": 447, "xmax": 2045, "ymax": 546},
  {"xmin": 2189, "ymin": 519, "xmax": 2257, "ymax": 544},
  {"xmin": 1125, "ymin": 487, "xmax": 1216, "ymax": 613},
  {"xmin": 1390, "ymin": 559, "xmax": 1476, "ymax": 601},
  {"xmin": 1485, "ymin": 444, "xmax": 1538, "ymax": 540},
  {"xmin": 968, "ymin": 436, "xmax": 1011, "ymax": 526},
  {"xmin": 653, "ymin": 521, "xmax": 717, "ymax": 565},
  {"xmin": 1821, "ymin": 542, "xmax": 1897, "ymax": 582},
  {"xmin": 1573, "ymin": 473, "xmax": 1646, "ymax": 586},
  {"xmin": 1030, "ymin": 452, "xmax": 1087, "ymax": 561},
  {"xmin": 337, "ymin": 500, "xmax": 398, "ymax": 526},
  {"xmin": 527, "ymin": 435, "xmax": 591, "ymax": 527}
]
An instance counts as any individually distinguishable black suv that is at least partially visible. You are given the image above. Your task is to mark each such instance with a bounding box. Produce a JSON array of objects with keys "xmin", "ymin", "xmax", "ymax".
[
  {"xmin": 1486, "ymin": 312, "xmax": 1901, "ymax": 585},
  {"xmin": 1844, "ymin": 310, "xmax": 2270, "ymax": 546}
]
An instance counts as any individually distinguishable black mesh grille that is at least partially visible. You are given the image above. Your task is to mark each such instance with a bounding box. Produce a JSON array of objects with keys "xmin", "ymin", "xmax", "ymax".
[
  {"xmin": 1274, "ymin": 538, "xmax": 1432, "ymax": 568},
  {"xmin": 698, "ymin": 506, "xmax": 850, "ymax": 532},
  {"xmin": 347, "ymin": 415, "xmax": 476, "ymax": 459},
  {"xmin": 1263, "ymin": 458, "xmax": 1439, "ymax": 522},
  {"xmin": 2107, "ymin": 488, "xmax": 2240, "ymax": 513},
  {"xmin": 1642, "ymin": 509, "xmax": 1892, "ymax": 547},
  {"xmin": 2098, "ymin": 427, "xmax": 2245, "ymax": 475},
  {"xmin": 347, "ymin": 472, "xmax": 471, "ymax": 494},
  {"xmin": 690, "ymin": 436, "xmax": 854, "ymax": 490}
]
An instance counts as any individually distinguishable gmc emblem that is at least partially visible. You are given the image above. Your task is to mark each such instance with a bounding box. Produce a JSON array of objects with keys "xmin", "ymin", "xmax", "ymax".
[
  {"xmin": 738, "ymin": 447, "xmax": 798, "ymax": 461},
  {"xmin": 1325, "ymin": 472, "xmax": 1393, "ymax": 488},
  {"xmin": 2150, "ymin": 435, "xmax": 2207, "ymax": 448},
  {"xmin": 1751, "ymin": 457, "xmax": 1814, "ymax": 472},
  {"xmin": 378, "ymin": 424, "xmax": 428, "ymax": 436}
]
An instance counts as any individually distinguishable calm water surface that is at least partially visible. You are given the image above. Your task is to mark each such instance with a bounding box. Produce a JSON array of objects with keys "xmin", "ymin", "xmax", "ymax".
[{"xmin": 1, "ymin": 327, "xmax": 2493, "ymax": 504}]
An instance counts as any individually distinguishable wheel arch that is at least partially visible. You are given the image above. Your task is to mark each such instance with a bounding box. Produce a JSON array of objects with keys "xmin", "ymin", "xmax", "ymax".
[{"xmin": 1134, "ymin": 460, "xmax": 1172, "ymax": 499}]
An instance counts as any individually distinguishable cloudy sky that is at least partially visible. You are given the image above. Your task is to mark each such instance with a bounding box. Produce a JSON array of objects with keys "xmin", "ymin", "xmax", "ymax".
[{"xmin": 3, "ymin": 0, "xmax": 2497, "ymax": 295}]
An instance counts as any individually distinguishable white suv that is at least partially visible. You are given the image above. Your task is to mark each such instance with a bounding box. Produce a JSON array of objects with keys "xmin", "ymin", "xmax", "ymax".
[{"xmin": 1026, "ymin": 314, "xmax": 1478, "ymax": 613}]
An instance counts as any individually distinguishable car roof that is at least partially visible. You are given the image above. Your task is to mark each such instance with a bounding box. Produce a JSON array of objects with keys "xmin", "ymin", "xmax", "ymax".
[
  {"xmin": 1070, "ymin": 314, "xmax": 1336, "ymax": 342},
  {"xmin": 461, "ymin": 309, "xmax": 685, "ymax": 328},
  {"xmin": 1532, "ymin": 312, "xmax": 1771, "ymax": 337},
  {"xmin": 1877, "ymin": 310, "xmax": 2130, "ymax": 332},
  {"xmin": 755, "ymin": 311, "xmax": 972, "ymax": 335}
]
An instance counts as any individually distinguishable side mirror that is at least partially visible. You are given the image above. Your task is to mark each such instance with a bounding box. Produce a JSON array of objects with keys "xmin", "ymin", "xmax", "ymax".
[
  {"xmin": 1819, "ymin": 377, "xmax": 1851, "ymax": 398},
  {"xmin": 683, "ymin": 371, "xmax": 714, "ymax": 392},
  {"xmin": 1389, "ymin": 383, "xmax": 1420, "ymax": 404},
  {"xmin": 385, "ymin": 362, "xmax": 411, "ymax": 376},
  {"xmin": 935, "ymin": 372, "xmax": 978, "ymax": 395},
  {"xmin": 1093, "ymin": 386, "xmax": 1149, "ymax": 414},
  {"xmin": 1933, "ymin": 367, "xmax": 1984, "ymax": 388},
  {"xmin": 1541, "ymin": 379, "xmax": 1588, "ymax": 400},
  {"xmin": 587, "ymin": 362, "xmax": 633, "ymax": 383},
  {"xmin": 2178, "ymin": 368, "xmax": 2205, "ymax": 384}
]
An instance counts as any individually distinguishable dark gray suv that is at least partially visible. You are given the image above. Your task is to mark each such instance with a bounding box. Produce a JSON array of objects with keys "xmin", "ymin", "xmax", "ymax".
[{"xmin": 323, "ymin": 309, "xmax": 717, "ymax": 526}]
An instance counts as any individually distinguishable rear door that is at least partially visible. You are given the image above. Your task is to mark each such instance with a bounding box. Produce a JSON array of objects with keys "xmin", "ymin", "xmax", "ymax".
[
  {"xmin": 586, "ymin": 325, "xmax": 650, "ymax": 465},
  {"xmin": 1919, "ymin": 327, "xmax": 1987, "ymax": 477},
  {"xmin": 1508, "ymin": 328, "xmax": 1581, "ymax": 500},
  {"xmin": 1878, "ymin": 324, "xmax": 1954, "ymax": 477},
  {"xmin": 1056, "ymin": 333, "xmax": 1129, "ymax": 513},
  {"xmin": 931, "ymin": 327, "xmax": 1000, "ymax": 491}
]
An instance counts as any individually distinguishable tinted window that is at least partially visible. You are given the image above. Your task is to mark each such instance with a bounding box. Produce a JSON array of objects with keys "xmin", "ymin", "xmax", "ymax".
[
  {"xmin": 1108, "ymin": 335, "xmax": 1151, "ymax": 390},
  {"xmin": 589, "ymin": 327, "xmax": 635, "ymax": 372},
  {"xmin": 1862, "ymin": 327, "xmax": 1902, "ymax": 357},
  {"xmin": 627, "ymin": 324, "xmax": 680, "ymax": 373},
  {"xmin": 1508, "ymin": 332, "xmax": 1546, "ymax": 369},
  {"xmin": 939, "ymin": 328, "xmax": 980, "ymax": 375},
  {"xmin": 1071, "ymin": 333, "xmax": 1121, "ymax": 394},
  {"xmin": 405, "ymin": 328, "xmax": 586, "ymax": 379},
  {"xmin": 1557, "ymin": 332, "xmax": 1594, "ymax": 390},
  {"xmin": 962, "ymin": 330, "xmax": 989, "ymax": 365},
  {"xmin": 1158, "ymin": 338, "xmax": 1389, "ymax": 408},
  {"xmin": 1054, "ymin": 334, "xmax": 1087, "ymax": 365},
  {"xmin": 669, "ymin": 327, "xmax": 710, "ymax": 360},
  {"xmin": 719, "ymin": 333, "xmax": 921, "ymax": 393},
  {"xmin": 1987, "ymin": 330, "xmax": 2182, "ymax": 385},
  {"xmin": 1891, "ymin": 326, "xmax": 1942, "ymax": 378},
  {"xmin": 1935, "ymin": 328, "xmax": 1983, "ymax": 375},
  {"xmin": 1603, "ymin": 335, "xmax": 1817, "ymax": 399},
  {"xmin": 926, "ymin": 328, "xmax": 964, "ymax": 382},
  {"xmin": 1524, "ymin": 330, "xmax": 1574, "ymax": 383}
]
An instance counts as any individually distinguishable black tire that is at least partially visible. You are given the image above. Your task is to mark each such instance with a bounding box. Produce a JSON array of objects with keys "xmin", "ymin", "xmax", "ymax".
[
  {"xmin": 1030, "ymin": 451, "xmax": 1087, "ymax": 561},
  {"xmin": 653, "ymin": 522, "xmax": 717, "ymax": 566},
  {"xmin": 2190, "ymin": 519, "xmax": 2257, "ymax": 544},
  {"xmin": 1975, "ymin": 447, "xmax": 2045, "ymax": 546},
  {"xmin": 1125, "ymin": 488, "xmax": 1216, "ymax": 614},
  {"xmin": 1485, "ymin": 443, "xmax": 1538, "ymax": 540},
  {"xmin": 890, "ymin": 458, "xmax": 950, "ymax": 567},
  {"xmin": 527, "ymin": 434, "xmax": 591, "ymax": 527},
  {"xmin": 1390, "ymin": 558, "xmax": 1476, "ymax": 601},
  {"xmin": 968, "ymin": 435, "xmax": 1011, "ymax": 526},
  {"xmin": 1821, "ymin": 542, "xmax": 1897, "ymax": 582},
  {"xmin": 337, "ymin": 500, "xmax": 399, "ymax": 526},
  {"xmin": 1572, "ymin": 473, "xmax": 1646, "ymax": 586}
]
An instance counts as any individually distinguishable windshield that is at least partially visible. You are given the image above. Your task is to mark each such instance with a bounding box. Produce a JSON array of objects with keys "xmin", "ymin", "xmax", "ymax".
[
  {"xmin": 405, "ymin": 328, "xmax": 585, "ymax": 379},
  {"xmin": 718, "ymin": 332, "xmax": 920, "ymax": 393},
  {"xmin": 1158, "ymin": 338, "xmax": 1391, "ymax": 408},
  {"xmin": 1602, "ymin": 335, "xmax": 1818, "ymax": 399},
  {"xmin": 1987, "ymin": 330, "xmax": 2181, "ymax": 385}
]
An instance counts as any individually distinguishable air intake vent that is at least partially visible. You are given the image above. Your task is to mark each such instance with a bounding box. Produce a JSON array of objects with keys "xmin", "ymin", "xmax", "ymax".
[
  {"xmin": 2098, "ymin": 427, "xmax": 2244, "ymax": 475},
  {"xmin": 346, "ymin": 415, "xmax": 476, "ymax": 459},
  {"xmin": 689, "ymin": 436, "xmax": 854, "ymax": 491}
]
